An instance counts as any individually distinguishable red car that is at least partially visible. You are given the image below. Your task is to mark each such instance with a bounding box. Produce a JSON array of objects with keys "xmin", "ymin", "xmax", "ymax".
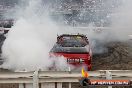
[{"xmin": 50, "ymin": 34, "xmax": 92, "ymax": 70}]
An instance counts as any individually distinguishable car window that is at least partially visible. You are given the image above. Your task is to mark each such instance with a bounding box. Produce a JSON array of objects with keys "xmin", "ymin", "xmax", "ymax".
[
  {"xmin": 61, "ymin": 37, "xmax": 87, "ymax": 47},
  {"xmin": 51, "ymin": 46, "xmax": 89, "ymax": 53}
]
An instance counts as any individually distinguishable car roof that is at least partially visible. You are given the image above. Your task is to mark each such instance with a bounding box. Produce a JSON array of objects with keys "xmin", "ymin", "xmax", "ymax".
[{"xmin": 58, "ymin": 34, "xmax": 87, "ymax": 38}]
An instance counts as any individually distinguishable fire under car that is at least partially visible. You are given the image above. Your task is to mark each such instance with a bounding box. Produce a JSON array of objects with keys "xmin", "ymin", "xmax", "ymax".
[{"xmin": 50, "ymin": 34, "xmax": 92, "ymax": 70}]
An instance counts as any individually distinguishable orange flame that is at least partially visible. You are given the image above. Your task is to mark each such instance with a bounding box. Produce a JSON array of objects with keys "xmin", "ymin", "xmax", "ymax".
[{"xmin": 81, "ymin": 68, "xmax": 89, "ymax": 78}]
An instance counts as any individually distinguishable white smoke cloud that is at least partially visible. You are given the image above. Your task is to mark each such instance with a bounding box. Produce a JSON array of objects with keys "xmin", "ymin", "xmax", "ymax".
[
  {"xmin": 1, "ymin": 0, "xmax": 132, "ymax": 71},
  {"xmin": 1, "ymin": 0, "xmax": 69, "ymax": 71},
  {"xmin": 110, "ymin": 0, "xmax": 132, "ymax": 41}
]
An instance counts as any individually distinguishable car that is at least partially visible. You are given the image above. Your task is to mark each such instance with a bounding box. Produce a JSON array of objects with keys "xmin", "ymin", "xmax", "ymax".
[{"xmin": 50, "ymin": 34, "xmax": 92, "ymax": 70}]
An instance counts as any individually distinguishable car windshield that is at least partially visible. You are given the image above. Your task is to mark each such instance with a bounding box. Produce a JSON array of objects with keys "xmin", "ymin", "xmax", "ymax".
[
  {"xmin": 60, "ymin": 36, "xmax": 88, "ymax": 47},
  {"xmin": 50, "ymin": 45, "xmax": 89, "ymax": 54}
]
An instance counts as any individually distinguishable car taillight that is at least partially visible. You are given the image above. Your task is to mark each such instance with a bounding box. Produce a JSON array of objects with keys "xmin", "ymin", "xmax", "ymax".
[{"xmin": 85, "ymin": 54, "xmax": 91, "ymax": 60}]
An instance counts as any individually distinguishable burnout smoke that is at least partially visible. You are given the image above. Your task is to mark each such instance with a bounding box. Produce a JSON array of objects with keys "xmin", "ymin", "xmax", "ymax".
[
  {"xmin": 1, "ymin": 0, "xmax": 132, "ymax": 71},
  {"xmin": 77, "ymin": 0, "xmax": 132, "ymax": 54},
  {"xmin": 111, "ymin": 0, "xmax": 132, "ymax": 41},
  {"xmin": 1, "ymin": 0, "xmax": 68, "ymax": 71}
]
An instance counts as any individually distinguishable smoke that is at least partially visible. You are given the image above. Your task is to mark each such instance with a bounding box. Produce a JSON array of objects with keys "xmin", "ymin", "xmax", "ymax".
[
  {"xmin": 110, "ymin": 0, "xmax": 132, "ymax": 41},
  {"xmin": 1, "ymin": 0, "xmax": 132, "ymax": 71},
  {"xmin": 77, "ymin": 0, "xmax": 132, "ymax": 54},
  {"xmin": 1, "ymin": 0, "xmax": 69, "ymax": 71}
]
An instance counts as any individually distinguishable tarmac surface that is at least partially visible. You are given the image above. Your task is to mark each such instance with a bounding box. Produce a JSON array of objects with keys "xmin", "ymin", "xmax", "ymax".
[{"xmin": 92, "ymin": 41, "xmax": 132, "ymax": 70}]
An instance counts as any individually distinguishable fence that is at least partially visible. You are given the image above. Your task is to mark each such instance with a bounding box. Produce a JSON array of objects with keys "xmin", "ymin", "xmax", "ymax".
[{"xmin": 0, "ymin": 70, "xmax": 132, "ymax": 88}]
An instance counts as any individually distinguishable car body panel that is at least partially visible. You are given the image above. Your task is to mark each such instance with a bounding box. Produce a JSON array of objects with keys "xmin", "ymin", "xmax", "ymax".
[{"xmin": 50, "ymin": 34, "xmax": 92, "ymax": 70}]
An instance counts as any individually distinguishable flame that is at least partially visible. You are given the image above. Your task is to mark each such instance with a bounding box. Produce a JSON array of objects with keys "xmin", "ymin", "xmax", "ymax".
[{"xmin": 81, "ymin": 68, "xmax": 89, "ymax": 78}]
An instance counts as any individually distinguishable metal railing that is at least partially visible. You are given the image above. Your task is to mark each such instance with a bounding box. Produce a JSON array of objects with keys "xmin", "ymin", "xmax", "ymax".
[{"xmin": 0, "ymin": 70, "xmax": 132, "ymax": 88}]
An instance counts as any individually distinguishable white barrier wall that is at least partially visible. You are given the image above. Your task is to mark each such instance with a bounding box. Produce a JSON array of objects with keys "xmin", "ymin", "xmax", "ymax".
[{"xmin": 0, "ymin": 70, "xmax": 132, "ymax": 88}]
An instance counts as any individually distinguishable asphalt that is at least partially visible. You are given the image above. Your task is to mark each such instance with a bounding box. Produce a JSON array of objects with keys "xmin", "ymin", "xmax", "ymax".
[{"xmin": 92, "ymin": 41, "xmax": 132, "ymax": 70}]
